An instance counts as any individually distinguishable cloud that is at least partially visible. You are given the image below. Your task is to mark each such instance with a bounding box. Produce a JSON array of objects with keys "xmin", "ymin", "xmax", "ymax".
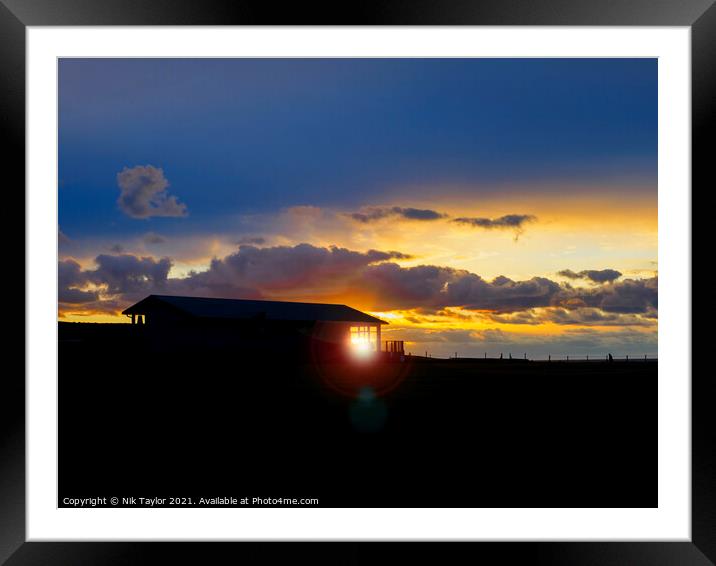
[
  {"xmin": 59, "ymin": 254, "xmax": 173, "ymax": 312},
  {"xmin": 487, "ymin": 307, "xmax": 657, "ymax": 327},
  {"xmin": 347, "ymin": 206, "xmax": 447, "ymax": 223},
  {"xmin": 452, "ymin": 214, "xmax": 536, "ymax": 229},
  {"xmin": 172, "ymin": 244, "xmax": 411, "ymax": 298},
  {"xmin": 452, "ymin": 214, "xmax": 537, "ymax": 240},
  {"xmin": 58, "ymin": 244, "xmax": 412, "ymax": 314},
  {"xmin": 87, "ymin": 254, "xmax": 172, "ymax": 296},
  {"xmin": 362, "ymin": 265, "xmax": 655, "ymax": 315},
  {"xmin": 558, "ymin": 268, "xmax": 622, "ymax": 283},
  {"xmin": 58, "ymin": 259, "xmax": 98, "ymax": 304},
  {"xmin": 364, "ymin": 266, "xmax": 563, "ymax": 312},
  {"xmin": 143, "ymin": 232, "xmax": 167, "ymax": 245},
  {"xmin": 564, "ymin": 276, "xmax": 657, "ymax": 314},
  {"xmin": 116, "ymin": 165, "xmax": 188, "ymax": 219},
  {"xmin": 387, "ymin": 327, "xmax": 479, "ymax": 345},
  {"xmin": 57, "ymin": 243, "xmax": 656, "ymax": 323}
]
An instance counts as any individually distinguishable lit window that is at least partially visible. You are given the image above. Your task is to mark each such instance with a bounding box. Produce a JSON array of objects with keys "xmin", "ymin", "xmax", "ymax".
[{"xmin": 350, "ymin": 325, "xmax": 377, "ymax": 357}]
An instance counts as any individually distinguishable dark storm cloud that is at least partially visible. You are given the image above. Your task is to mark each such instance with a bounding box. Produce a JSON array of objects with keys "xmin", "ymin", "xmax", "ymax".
[
  {"xmin": 558, "ymin": 268, "xmax": 622, "ymax": 283},
  {"xmin": 347, "ymin": 206, "xmax": 447, "ymax": 223},
  {"xmin": 116, "ymin": 165, "xmax": 188, "ymax": 219}
]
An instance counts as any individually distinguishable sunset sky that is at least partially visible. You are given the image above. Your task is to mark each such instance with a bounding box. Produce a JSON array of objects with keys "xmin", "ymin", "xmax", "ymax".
[{"xmin": 58, "ymin": 58, "xmax": 657, "ymax": 357}]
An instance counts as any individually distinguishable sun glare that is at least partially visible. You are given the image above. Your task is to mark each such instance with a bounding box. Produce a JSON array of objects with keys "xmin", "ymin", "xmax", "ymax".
[{"xmin": 349, "ymin": 325, "xmax": 377, "ymax": 360}]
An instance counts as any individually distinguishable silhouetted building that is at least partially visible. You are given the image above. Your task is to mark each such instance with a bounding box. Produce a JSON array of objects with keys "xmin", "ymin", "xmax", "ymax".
[{"xmin": 122, "ymin": 294, "xmax": 387, "ymax": 358}]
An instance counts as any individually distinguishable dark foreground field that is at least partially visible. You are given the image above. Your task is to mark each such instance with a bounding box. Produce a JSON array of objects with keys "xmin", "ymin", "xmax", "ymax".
[{"xmin": 59, "ymin": 323, "xmax": 656, "ymax": 508}]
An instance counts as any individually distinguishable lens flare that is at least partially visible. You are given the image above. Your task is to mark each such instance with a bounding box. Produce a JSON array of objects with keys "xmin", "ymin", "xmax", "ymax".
[
  {"xmin": 349, "ymin": 387, "xmax": 387, "ymax": 433},
  {"xmin": 309, "ymin": 322, "xmax": 412, "ymax": 398}
]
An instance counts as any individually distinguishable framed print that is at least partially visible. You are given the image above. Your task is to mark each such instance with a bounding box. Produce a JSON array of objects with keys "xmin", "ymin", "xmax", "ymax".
[{"xmin": 3, "ymin": 1, "xmax": 710, "ymax": 564}]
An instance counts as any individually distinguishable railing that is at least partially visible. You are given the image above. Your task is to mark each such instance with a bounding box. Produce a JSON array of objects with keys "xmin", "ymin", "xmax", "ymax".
[{"xmin": 383, "ymin": 340, "xmax": 405, "ymax": 354}]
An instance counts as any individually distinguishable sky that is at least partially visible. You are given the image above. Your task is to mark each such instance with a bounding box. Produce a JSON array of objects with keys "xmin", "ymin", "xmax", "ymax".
[{"xmin": 58, "ymin": 58, "xmax": 658, "ymax": 358}]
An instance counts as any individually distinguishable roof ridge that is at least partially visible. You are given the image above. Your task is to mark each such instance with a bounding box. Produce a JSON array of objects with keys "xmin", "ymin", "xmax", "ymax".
[{"xmin": 152, "ymin": 294, "xmax": 348, "ymax": 308}]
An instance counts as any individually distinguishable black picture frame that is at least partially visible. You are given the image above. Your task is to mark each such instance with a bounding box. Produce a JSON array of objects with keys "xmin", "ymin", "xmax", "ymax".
[{"xmin": 2, "ymin": 1, "xmax": 708, "ymax": 563}]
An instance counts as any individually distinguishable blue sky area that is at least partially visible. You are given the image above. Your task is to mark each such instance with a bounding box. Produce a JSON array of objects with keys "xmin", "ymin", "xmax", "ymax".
[{"xmin": 59, "ymin": 58, "xmax": 656, "ymax": 239}]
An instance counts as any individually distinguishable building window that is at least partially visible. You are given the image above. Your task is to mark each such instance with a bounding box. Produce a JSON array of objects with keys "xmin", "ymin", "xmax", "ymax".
[{"xmin": 350, "ymin": 325, "xmax": 377, "ymax": 352}]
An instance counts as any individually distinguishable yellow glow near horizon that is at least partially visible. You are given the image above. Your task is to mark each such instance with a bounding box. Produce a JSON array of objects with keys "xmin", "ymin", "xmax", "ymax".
[{"xmin": 60, "ymin": 312, "xmax": 130, "ymax": 324}]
